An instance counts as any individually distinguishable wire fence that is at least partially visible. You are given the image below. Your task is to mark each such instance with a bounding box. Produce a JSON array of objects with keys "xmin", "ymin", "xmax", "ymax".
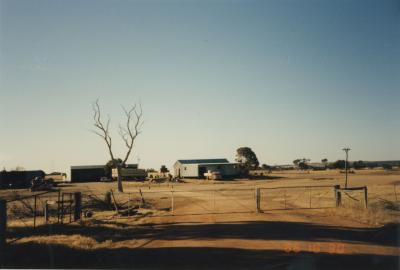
[
  {"xmin": 364, "ymin": 184, "xmax": 399, "ymax": 210},
  {"xmin": 105, "ymin": 186, "xmax": 338, "ymax": 215},
  {"xmin": 6, "ymin": 191, "xmax": 61, "ymax": 229},
  {"xmin": 2, "ymin": 184, "xmax": 398, "ymax": 227},
  {"xmin": 60, "ymin": 188, "xmax": 257, "ymax": 217},
  {"xmin": 339, "ymin": 188, "xmax": 367, "ymax": 208},
  {"xmin": 4, "ymin": 190, "xmax": 84, "ymax": 233},
  {"xmin": 259, "ymin": 185, "xmax": 335, "ymax": 211}
]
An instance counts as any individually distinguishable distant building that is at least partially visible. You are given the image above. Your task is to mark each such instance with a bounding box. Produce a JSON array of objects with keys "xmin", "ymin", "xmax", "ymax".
[
  {"xmin": 45, "ymin": 172, "xmax": 67, "ymax": 181},
  {"xmin": 70, "ymin": 164, "xmax": 142, "ymax": 182},
  {"xmin": 0, "ymin": 170, "xmax": 45, "ymax": 189},
  {"xmin": 70, "ymin": 165, "xmax": 106, "ymax": 182},
  {"xmin": 111, "ymin": 164, "xmax": 146, "ymax": 180},
  {"xmin": 147, "ymin": 171, "xmax": 170, "ymax": 179},
  {"xmin": 308, "ymin": 163, "xmax": 326, "ymax": 170},
  {"xmin": 173, "ymin": 159, "xmax": 239, "ymax": 179},
  {"xmin": 272, "ymin": 165, "xmax": 295, "ymax": 170}
]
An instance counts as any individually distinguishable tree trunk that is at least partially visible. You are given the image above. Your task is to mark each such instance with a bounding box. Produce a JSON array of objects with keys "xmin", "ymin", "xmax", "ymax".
[{"xmin": 117, "ymin": 166, "xmax": 124, "ymax": 192}]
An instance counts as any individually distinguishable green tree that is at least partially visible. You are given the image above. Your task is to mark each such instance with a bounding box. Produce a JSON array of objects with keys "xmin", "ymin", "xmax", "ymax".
[
  {"xmin": 298, "ymin": 161, "xmax": 309, "ymax": 170},
  {"xmin": 332, "ymin": 160, "xmax": 346, "ymax": 169},
  {"xmin": 294, "ymin": 158, "xmax": 310, "ymax": 170},
  {"xmin": 261, "ymin": 164, "xmax": 270, "ymax": 170},
  {"xmin": 382, "ymin": 164, "xmax": 392, "ymax": 170},
  {"xmin": 367, "ymin": 162, "xmax": 378, "ymax": 169},
  {"xmin": 105, "ymin": 158, "xmax": 123, "ymax": 177},
  {"xmin": 235, "ymin": 147, "xmax": 259, "ymax": 169},
  {"xmin": 353, "ymin": 160, "xmax": 365, "ymax": 170},
  {"xmin": 293, "ymin": 159, "xmax": 301, "ymax": 167},
  {"xmin": 160, "ymin": 165, "xmax": 169, "ymax": 173},
  {"xmin": 321, "ymin": 158, "xmax": 328, "ymax": 168}
]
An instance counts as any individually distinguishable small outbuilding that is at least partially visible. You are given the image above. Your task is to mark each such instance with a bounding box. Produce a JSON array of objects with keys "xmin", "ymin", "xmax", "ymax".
[
  {"xmin": 0, "ymin": 170, "xmax": 45, "ymax": 189},
  {"xmin": 70, "ymin": 165, "xmax": 106, "ymax": 182},
  {"xmin": 70, "ymin": 164, "xmax": 143, "ymax": 182},
  {"xmin": 173, "ymin": 159, "xmax": 239, "ymax": 179}
]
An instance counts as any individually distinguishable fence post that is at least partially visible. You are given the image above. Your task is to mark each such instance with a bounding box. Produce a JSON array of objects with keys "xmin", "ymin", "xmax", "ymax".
[
  {"xmin": 0, "ymin": 200, "xmax": 7, "ymax": 253},
  {"xmin": 74, "ymin": 192, "xmax": 82, "ymax": 221},
  {"xmin": 364, "ymin": 187, "xmax": 368, "ymax": 208},
  {"xmin": 44, "ymin": 201, "xmax": 49, "ymax": 223},
  {"xmin": 69, "ymin": 193, "xmax": 72, "ymax": 223},
  {"xmin": 57, "ymin": 190, "xmax": 61, "ymax": 223},
  {"xmin": 284, "ymin": 189, "xmax": 287, "ymax": 209},
  {"xmin": 334, "ymin": 185, "xmax": 341, "ymax": 207},
  {"xmin": 394, "ymin": 185, "xmax": 398, "ymax": 202},
  {"xmin": 171, "ymin": 191, "xmax": 174, "ymax": 215},
  {"xmin": 255, "ymin": 187, "xmax": 260, "ymax": 213},
  {"xmin": 309, "ymin": 187, "xmax": 312, "ymax": 208},
  {"xmin": 61, "ymin": 193, "xmax": 64, "ymax": 224},
  {"xmin": 254, "ymin": 187, "xmax": 257, "ymax": 212},
  {"xmin": 139, "ymin": 189, "xmax": 145, "ymax": 207},
  {"xmin": 128, "ymin": 193, "xmax": 131, "ymax": 217},
  {"xmin": 33, "ymin": 195, "xmax": 37, "ymax": 229},
  {"xmin": 213, "ymin": 190, "xmax": 216, "ymax": 212}
]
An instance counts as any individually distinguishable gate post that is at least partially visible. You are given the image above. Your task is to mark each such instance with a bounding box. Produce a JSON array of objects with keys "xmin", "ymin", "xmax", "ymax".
[
  {"xmin": 57, "ymin": 190, "xmax": 61, "ymax": 223},
  {"xmin": 0, "ymin": 200, "xmax": 7, "ymax": 253},
  {"xmin": 255, "ymin": 188, "xmax": 261, "ymax": 213},
  {"xmin": 44, "ymin": 201, "xmax": 49, "ymax": 223},
  {"xmin": 171, "ymin": 191, "xmax": 174, "ymax": 215},
  {"xmin": 74, "ymin": 192, "xmax": 82, "ymax": 221},
  {"xmin": 33, "ymin": 195, "xmax": 37, "ymax": 229},
  {"xmin": 364, "ymin": 187, "xmax": 368, "ymax": 208},
  {"xmin": 334, "ymin": 185, "xmax": 341, "ymax": 207},
  {"xmin": 69, "ymin": 193, "xmax": 73, "ymax": 223},
  {"xmin": 61, "ymin": 193, "xmax": 64, "ymax": 224}
]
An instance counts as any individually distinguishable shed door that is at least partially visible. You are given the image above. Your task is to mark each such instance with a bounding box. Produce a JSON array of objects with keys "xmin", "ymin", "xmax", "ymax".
[{"xmin": 198, "ymin": 166, "xmax": 207, "ymax": 178}]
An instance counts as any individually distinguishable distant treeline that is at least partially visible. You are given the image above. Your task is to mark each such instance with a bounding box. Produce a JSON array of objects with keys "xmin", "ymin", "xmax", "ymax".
[{"xmin": 260, "ymin": 160, "xmax": 400, "ymax": 171}]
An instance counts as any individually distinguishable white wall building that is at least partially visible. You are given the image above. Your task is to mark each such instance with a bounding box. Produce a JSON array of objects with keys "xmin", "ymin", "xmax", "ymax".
[{"xmin": 173, "ymin": 159, "xmax": 239, "ymax": 178}]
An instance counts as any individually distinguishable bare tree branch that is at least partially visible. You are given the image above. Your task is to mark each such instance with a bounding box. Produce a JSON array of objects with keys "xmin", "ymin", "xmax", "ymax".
[
  {"xmin": 92, "ymin": 99, "xmax": 115, "ymax": 162},
  {"xmin": 119, "ymin": 102, "xmax": 143, "ymax": 165}
]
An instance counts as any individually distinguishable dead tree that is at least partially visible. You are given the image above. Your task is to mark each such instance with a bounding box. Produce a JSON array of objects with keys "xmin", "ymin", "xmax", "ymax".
[{"xmin": 92, "ymin": 99, "xmax": 143, "ymax": 192}]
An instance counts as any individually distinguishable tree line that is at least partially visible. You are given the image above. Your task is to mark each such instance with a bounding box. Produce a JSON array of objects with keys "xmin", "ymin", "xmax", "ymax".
[{"xmin": 234, "ymin": 146, "xmax": 395, "ymax": 171}]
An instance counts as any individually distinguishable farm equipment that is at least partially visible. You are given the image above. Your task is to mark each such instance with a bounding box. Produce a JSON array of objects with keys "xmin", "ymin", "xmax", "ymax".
[
  {"xmin": 100, "ymin": 176, "xmax": 112, "ymax": 182},
  {"xmin": 204, "ymin": 171, "xmax": 222, "ymax": 180},
  {"xmin": 31, "ymin": 176, "xmax": 56, "ymax": 191}
]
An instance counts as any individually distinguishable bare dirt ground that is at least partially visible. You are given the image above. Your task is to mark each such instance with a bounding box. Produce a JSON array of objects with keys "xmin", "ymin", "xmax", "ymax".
[{"xmin": 1, "ymin": 169, "xmax": 399, "ymax": 269}]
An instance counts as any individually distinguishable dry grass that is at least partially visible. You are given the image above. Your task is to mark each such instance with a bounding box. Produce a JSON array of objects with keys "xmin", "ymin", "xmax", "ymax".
[{"xmin": 326, "ymin": 202, "xmax": 400, "ymax": 227}]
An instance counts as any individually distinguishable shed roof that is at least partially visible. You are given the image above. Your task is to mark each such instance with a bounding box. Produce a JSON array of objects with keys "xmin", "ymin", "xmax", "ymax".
[
  {"xmin": 176, "ymin": 159, "xmax": 229, "ymax": 165},
  {"xmin": 71, "ymin": 164, "xmax": 138, "ymax": 170},
  {"xmin": 71, "ymin": 165, "xmax": 106, "ymax": 170}
]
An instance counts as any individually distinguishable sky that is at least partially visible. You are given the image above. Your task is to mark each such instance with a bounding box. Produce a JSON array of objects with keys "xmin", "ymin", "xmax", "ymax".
[{"xmin": 0, "ymin": 0, "xmax": 399, "ymax": 175}]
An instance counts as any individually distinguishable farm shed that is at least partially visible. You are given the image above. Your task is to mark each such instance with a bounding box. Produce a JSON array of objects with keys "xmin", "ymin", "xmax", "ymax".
[
  {"xmin": 0, "ymin": 170, "xmax": 45, "ymax": 189},
  {"xmin": 111, "ymin": 166, "xmax": 146, "ymax": 180},
  {"xmin": 70, "ymin": 165, "xmax": 107, "ymax": 182},
  {"xmin": 173, "ymin": 159, "xmax": 239, "ymax": 179}
]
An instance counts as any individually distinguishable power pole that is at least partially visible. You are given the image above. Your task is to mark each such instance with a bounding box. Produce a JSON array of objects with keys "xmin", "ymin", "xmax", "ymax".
[{"xmin": 342, "ymin": 148, "xmax": 351, "ymax": 188}]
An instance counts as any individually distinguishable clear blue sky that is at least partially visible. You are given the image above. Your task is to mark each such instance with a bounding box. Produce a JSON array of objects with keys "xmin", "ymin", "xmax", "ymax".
[{"xmin": 0, "ymin": 0, "xmax": 399, "ymax": 174}]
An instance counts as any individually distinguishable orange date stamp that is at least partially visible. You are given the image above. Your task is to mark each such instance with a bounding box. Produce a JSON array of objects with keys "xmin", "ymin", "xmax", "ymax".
[{"xmin": 283, "ymin": 242, "xmax": 345, "ymax": 254}]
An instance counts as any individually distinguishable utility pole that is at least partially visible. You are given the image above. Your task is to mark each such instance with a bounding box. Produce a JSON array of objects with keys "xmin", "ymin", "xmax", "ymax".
[{"xmin": 342, "ymin": 148, "xmax": 351, "ymax": 188}]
